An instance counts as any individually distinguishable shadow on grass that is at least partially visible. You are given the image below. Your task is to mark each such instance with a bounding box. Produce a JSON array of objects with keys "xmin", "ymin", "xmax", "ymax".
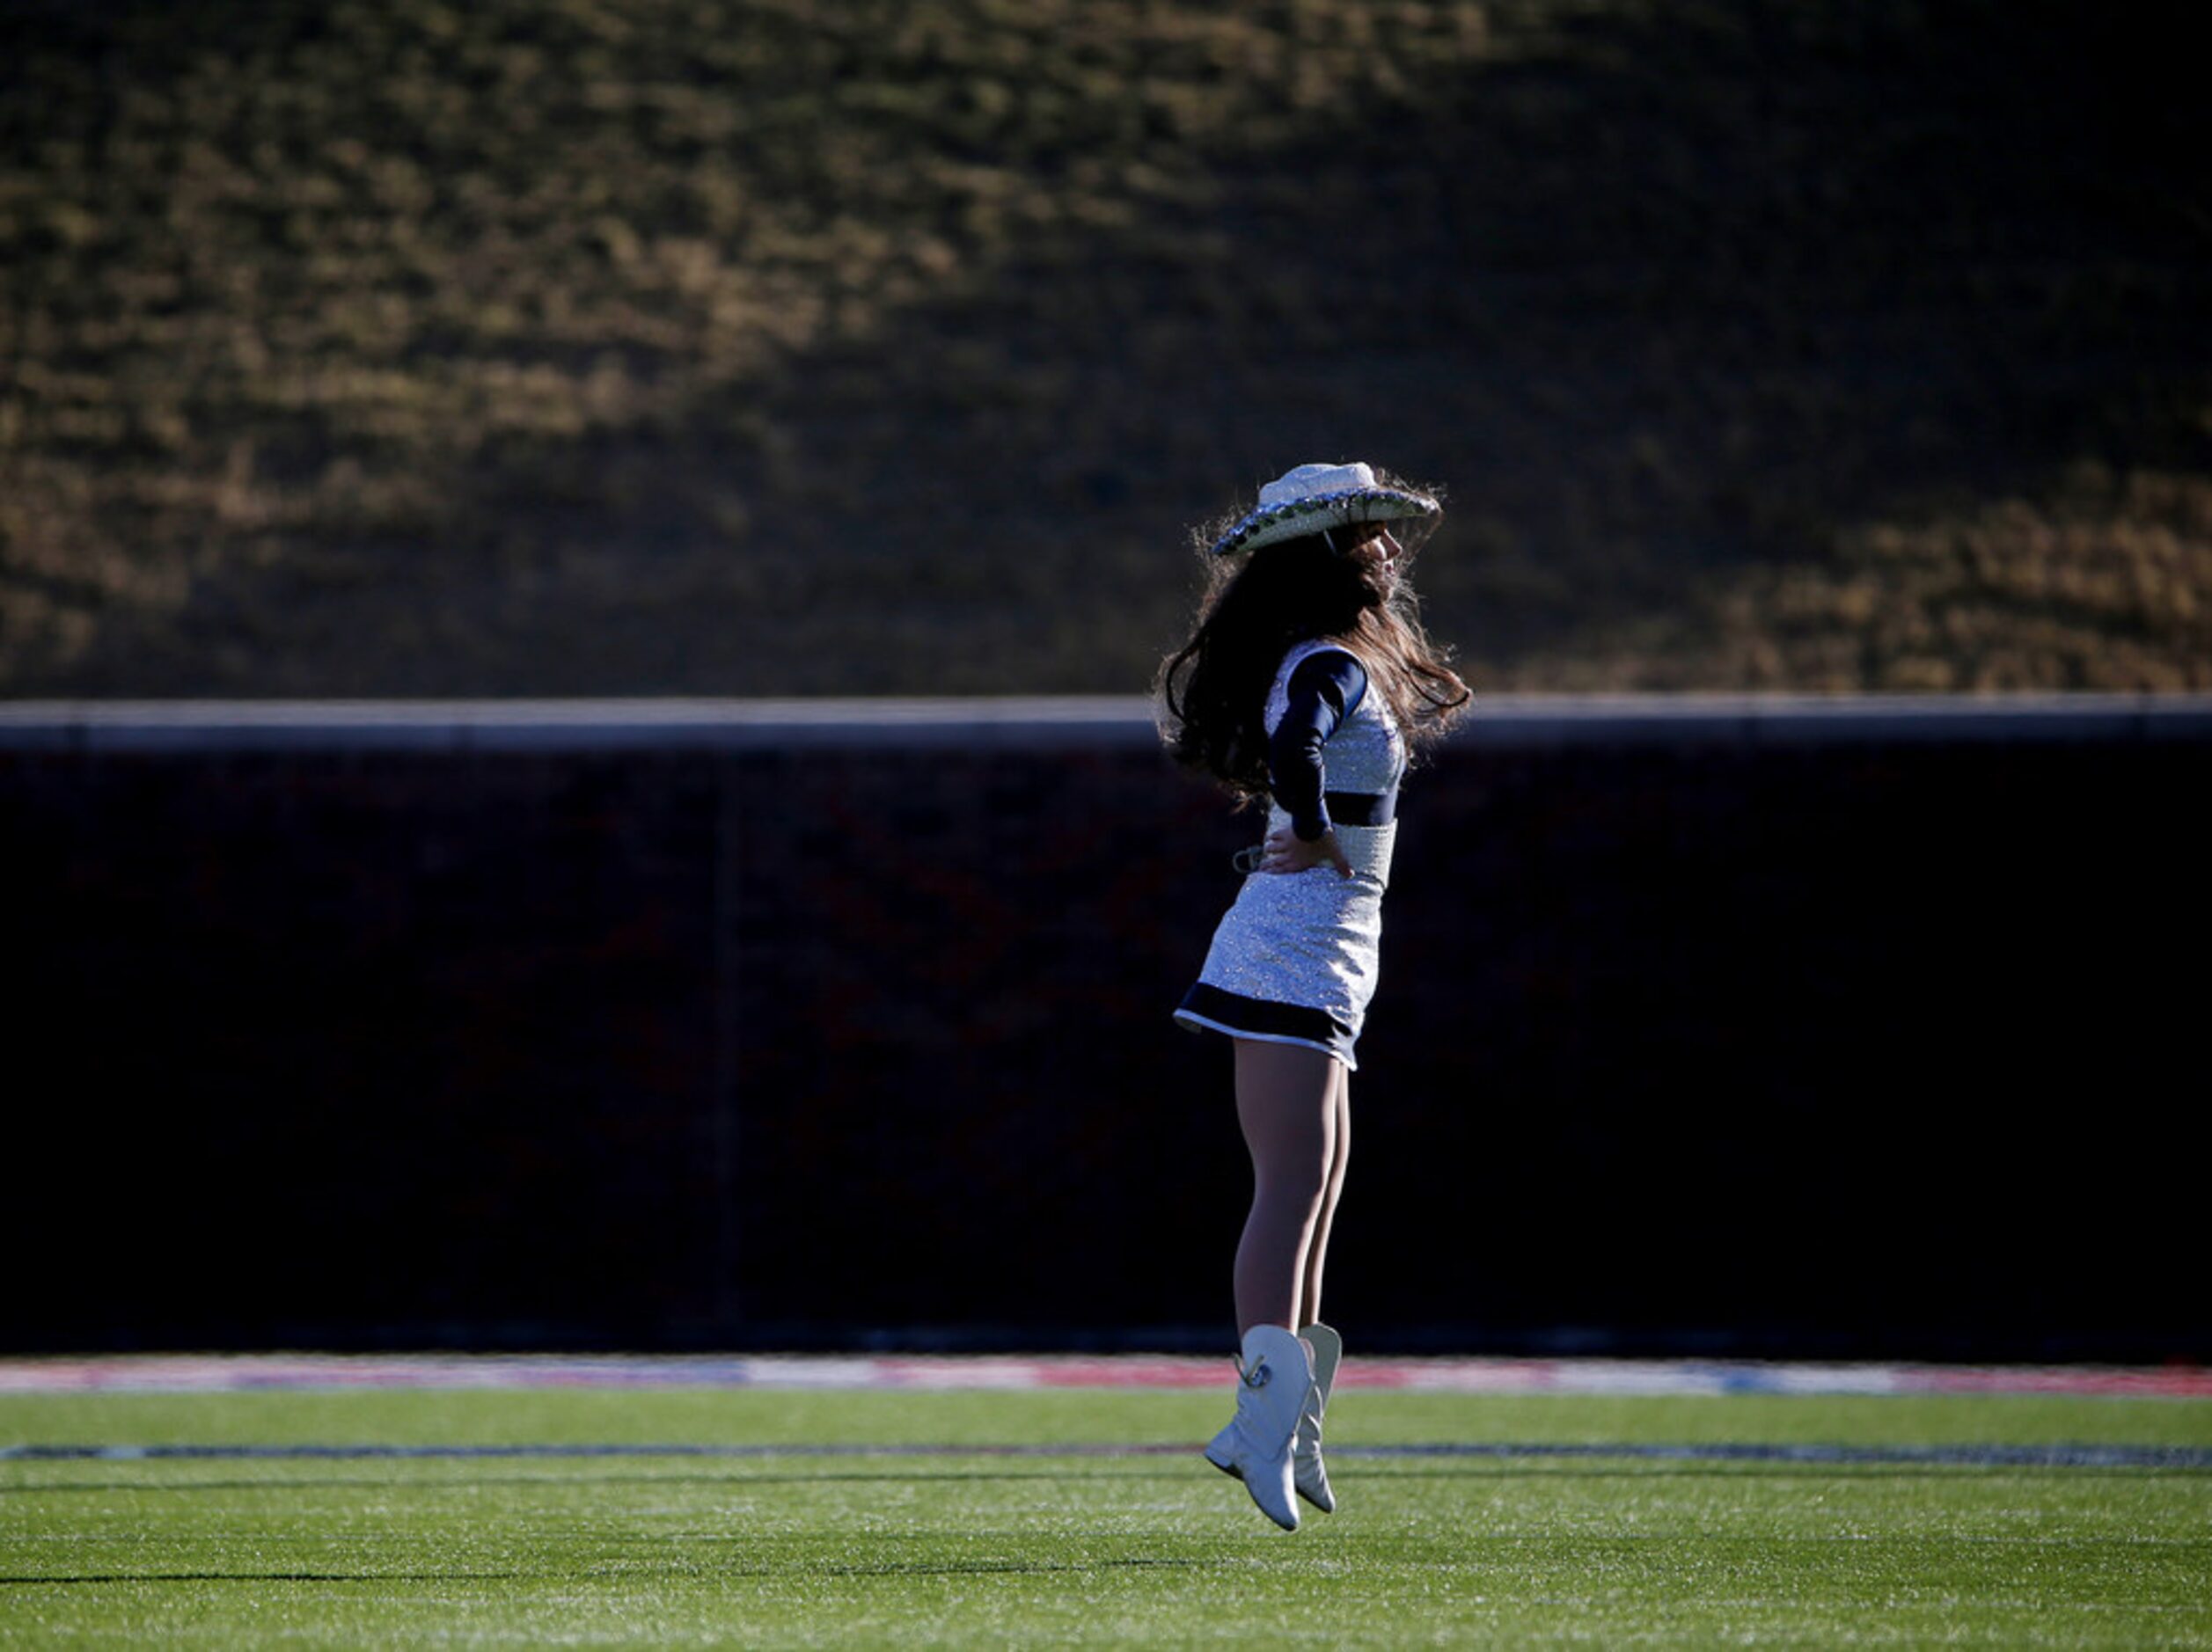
[
  {"xmin": 806, "ymin": 1557, "xmax": 1205, "ymax": 1579},
  {"xmin": 0, "ymin": 1572, "xmax": 528, "ymax": 1587},
  {"xmin": 0, "ymin": 1556, "xmax": 1209, "ymax": 1587},
  {"xmin": 0, "ymin": 1467, "xmax": 1135, "ymax": 1496}
]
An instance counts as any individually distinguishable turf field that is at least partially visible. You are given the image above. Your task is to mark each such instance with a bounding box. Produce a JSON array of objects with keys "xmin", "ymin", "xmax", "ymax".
[{"xmin": 4, "ymin": 1376, "xmax": 2209, "ymax": 1647}]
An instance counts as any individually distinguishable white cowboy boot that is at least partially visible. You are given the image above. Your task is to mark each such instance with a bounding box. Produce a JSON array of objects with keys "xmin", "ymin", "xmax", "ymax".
[
  {"xmin": 1202, "ymin": 1325, "xmax": 1313, "ymax": 1531},
  {"xmin": 1294, "ymin": 1322, "xmax": 1341, "ymax": 1513}
]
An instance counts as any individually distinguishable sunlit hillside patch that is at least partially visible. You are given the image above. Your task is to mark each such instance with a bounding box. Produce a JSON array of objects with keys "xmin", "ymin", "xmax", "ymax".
[{"xmin": 1489, "ymin": 465, "xmax": 2212, "ymax": 691}]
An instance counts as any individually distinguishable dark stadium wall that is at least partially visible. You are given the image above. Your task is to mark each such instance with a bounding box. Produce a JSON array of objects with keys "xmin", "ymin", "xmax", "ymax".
[{"xmin": 3, "ymin": 699, "xmax": 2205, "ymax": 1362}]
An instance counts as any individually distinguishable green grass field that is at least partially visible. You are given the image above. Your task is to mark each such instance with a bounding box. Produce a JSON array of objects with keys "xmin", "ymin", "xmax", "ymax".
[{"xmin": 4, "ymin": 1386, "xmax": 2209, "ymax": 1647}]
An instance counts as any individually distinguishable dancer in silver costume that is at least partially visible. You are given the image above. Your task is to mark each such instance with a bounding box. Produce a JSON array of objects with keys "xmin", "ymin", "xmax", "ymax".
[{"xmin": 1156, "ymin": 462, "xmax": 1470, "ymax": 1530}]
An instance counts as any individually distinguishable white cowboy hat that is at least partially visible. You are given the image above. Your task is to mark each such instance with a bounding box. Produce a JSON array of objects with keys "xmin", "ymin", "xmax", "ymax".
[{"xmin": 1209, "ymin": 461, "xmax": 1440, "ymax": 558}]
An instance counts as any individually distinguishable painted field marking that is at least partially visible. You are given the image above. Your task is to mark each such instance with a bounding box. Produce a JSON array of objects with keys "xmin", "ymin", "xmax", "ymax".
[
  {"xmin": 3, "ymin": 1441, "xmax": 2207, "ymax": 1469},
  {"xmin": 4, "ymin": 1353, "xmax": 2211, "ymax": 1399}
]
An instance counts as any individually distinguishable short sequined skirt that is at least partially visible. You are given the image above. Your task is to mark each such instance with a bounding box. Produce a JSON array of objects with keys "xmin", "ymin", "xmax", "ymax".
[{"xmin": 1173, "ymin": 817, "xmax": 1395, "ymax": 1070}]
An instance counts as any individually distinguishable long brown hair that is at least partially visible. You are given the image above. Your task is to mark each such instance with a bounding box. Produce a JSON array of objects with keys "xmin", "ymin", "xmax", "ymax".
[{"xmin": 1156, "ymin": 519, "xmax": 1471, "ymax": 803}]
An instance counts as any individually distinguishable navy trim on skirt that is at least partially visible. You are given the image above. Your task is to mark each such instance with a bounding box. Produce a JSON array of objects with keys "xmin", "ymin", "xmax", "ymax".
[{"xmin": 1174, "ymin": 982, "xmax": 1359, "ymax": 1065}]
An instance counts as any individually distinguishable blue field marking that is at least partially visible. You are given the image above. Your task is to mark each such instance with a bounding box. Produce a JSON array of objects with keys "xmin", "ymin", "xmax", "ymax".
[
  {"xmin": 4, "ymin": 1442, "xmax": 2207, "ymax": 1468},
  {"xmin": 1337, "ymin": 1443, "xmax": 2212, "ymax": 1469}
]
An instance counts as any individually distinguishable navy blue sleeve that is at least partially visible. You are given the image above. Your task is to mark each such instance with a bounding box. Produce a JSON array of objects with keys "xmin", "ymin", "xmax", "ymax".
[{"xmin": 1268, "ymin": 650, "xmax": 1369, "ymax": 841}]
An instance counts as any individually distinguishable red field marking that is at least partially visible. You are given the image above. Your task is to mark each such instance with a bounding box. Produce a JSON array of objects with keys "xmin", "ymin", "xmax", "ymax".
[{"xmin": 4, "ymin": 1354, "xmax": 2210, "ymax": 1398}]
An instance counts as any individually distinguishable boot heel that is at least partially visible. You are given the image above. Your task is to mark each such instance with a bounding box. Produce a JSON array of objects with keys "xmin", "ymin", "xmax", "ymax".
[{"xmin": 1294, "ymin": 1322, "xmax": 1342, "ymax": 1513}]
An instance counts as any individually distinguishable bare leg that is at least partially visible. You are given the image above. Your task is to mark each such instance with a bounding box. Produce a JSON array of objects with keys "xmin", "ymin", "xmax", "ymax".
[
  {"xmin": 1300, "ymin": 1064, "xmax": 1351, "ymax": 1329},
  {"xmin": 1231, "ymin": 1040, "xmax": 1343, "ymax": 1337}
]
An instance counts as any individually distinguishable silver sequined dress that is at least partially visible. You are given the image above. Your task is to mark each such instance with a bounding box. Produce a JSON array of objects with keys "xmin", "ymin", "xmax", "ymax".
[{"xmin": 1173, "ymin": 640, "xmax": 1407, "ymax": 1068}]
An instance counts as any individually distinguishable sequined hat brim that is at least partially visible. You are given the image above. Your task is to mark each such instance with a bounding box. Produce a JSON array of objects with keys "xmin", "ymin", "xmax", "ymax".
[{"xmin": 1209, "ymin": 486, "xmax": 1440, "ymax": 558}]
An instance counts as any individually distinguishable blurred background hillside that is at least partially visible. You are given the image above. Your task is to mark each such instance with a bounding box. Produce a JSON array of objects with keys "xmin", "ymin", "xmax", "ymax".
[{"xmin": 4, "ymin": 0, "xmax": 2208, "ymax": 698}]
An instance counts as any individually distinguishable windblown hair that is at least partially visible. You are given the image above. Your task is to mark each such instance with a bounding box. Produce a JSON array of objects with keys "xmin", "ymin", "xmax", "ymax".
[{"xmin": 1155, "ymin": 510, "xmax": 1472, "ymax": 803}]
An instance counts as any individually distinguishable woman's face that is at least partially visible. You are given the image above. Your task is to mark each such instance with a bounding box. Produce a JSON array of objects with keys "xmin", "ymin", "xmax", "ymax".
[{"xmin": 1338, "ymin": 523, "xmax": 1403, "ymax": 588}]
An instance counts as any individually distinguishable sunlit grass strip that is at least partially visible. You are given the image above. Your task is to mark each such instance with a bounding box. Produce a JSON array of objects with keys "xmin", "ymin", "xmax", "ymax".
[{"xmin": 4, "ymin": 1408, "xmax": 2209, "ymax": 1650}]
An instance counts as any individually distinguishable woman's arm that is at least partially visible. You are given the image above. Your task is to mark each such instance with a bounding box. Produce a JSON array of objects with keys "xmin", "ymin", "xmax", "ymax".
[{"xmin": 1260, "ymin": 650, "xmax": 1366, "ymax": 876}]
